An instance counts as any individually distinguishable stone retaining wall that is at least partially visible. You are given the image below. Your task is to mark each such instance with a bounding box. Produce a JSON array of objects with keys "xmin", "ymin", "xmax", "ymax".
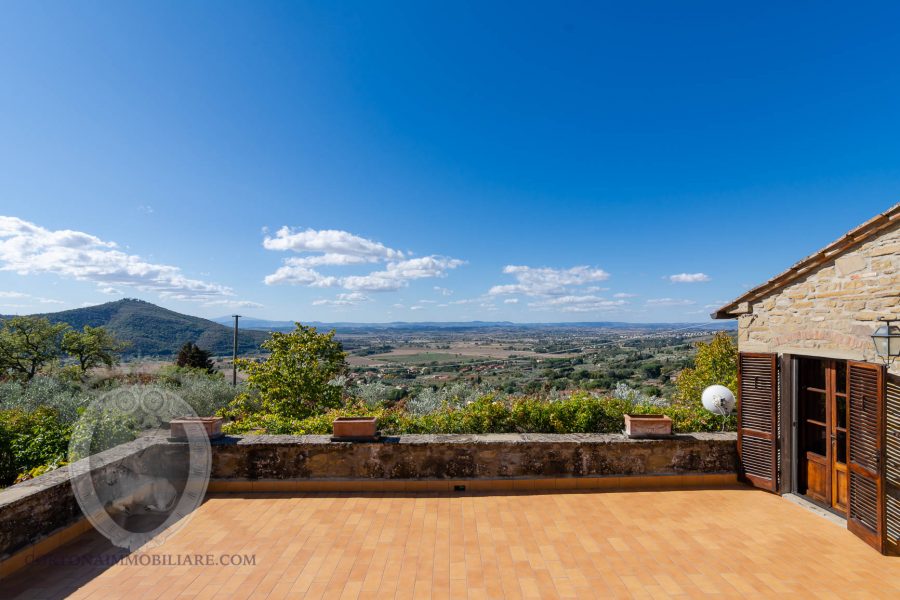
[{"xmin": 211, "ymin": 432, "xmax": 736, "ymax": 480}]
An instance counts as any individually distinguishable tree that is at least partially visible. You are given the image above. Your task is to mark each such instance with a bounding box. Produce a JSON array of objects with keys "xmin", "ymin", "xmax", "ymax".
[
  {"xmin": 175, "ymin": 342, "xmax": 215, "ymax": 373},
  {"xmin": 674, "ymin": 332, "xmax": 738, "ymax": 405},
  {"xmin": 61, "ymin": 325, "xmax": 127, "ymax": 374},
  {"xmin": 235, "ymin": 323, "xmax": 347, "ymax": 420},
  {"xmin": 0, "ymin": 316, "xmax": 69, "ymax": 381},
  {"xmin": 641, "ymin": 363, "xmax": 662, "ymax": 379}
]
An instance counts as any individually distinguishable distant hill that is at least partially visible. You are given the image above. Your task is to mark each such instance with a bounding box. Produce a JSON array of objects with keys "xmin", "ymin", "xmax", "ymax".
[
  {"xmin": 213, "ymin": 316, "xmax": 737, "ymax": 334},
  {"xmin": 213, "ymin": 316, "xmax": 297, "ymax": 331},
  {"xmin": 6, "ymin": 299, "xmax": 270, "ymax": 357}
]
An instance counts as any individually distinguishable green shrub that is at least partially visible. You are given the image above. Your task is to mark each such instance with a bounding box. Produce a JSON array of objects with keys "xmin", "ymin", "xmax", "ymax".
[
  {"xmin": 67, "ymin": 404, "xmax": 140, "ymax": 461},
  {"xmin": 156, "ymin": 367, "xmax": 243, "ymax": 416},
  {"xmin": 0, "ymin": 407, "xmax": 71, "ymax": 486},
  {"xmin": 224, "ymin": 391, "xmax": 735, "ymax": 437},
  {"xmin": 0, "ymin": 376, "xmax": 91, "ymax": 424},
  {"xmin": 15, "ymin": 457, "xmax": 68, "ymax": 484}
]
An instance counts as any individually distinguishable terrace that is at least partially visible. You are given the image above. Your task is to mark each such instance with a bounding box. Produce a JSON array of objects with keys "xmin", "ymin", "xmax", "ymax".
[
  {"xmin": 5, "ymin": 487, "xmax": 900, "ymax": 598},
  {"xmin": 2, "ymin": 433, "xmax": 899, "ymax": 598}
]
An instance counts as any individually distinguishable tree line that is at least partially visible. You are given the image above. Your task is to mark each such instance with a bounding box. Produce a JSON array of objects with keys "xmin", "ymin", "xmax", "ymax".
[
  {"xmin": 0, "ymin": 316, "xmax": 127, "ymax": 381},
  {"xmin": 0, "ymin": 315, "xmax": 219, "ymax": 381}
]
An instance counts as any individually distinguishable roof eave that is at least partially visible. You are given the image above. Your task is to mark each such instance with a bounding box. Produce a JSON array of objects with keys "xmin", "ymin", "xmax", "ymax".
[{"xmin": 710, "ymin": 202, "xmax": 900, "ymax": 320}]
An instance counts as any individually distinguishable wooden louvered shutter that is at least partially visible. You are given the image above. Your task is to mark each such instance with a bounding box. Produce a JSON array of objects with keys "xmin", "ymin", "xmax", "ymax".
[
  {"xmin": 847, "ymin": 360, "xmax": 885, "ymax": 552},
  {"xmin": 738, "ymin": 352, "xmax": 778, "ymax": 492}
]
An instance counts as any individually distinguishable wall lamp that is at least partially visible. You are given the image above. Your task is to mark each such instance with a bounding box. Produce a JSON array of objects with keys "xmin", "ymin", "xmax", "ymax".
[{"xmin": 872, "ymin": 318, "xmax": 900, "ymax": 365}]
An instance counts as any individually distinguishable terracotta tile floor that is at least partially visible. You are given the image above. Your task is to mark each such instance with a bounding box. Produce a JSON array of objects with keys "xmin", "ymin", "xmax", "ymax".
[{"xmin": 4, "ymin": 486, "xmax": 900, "ymax": 599}]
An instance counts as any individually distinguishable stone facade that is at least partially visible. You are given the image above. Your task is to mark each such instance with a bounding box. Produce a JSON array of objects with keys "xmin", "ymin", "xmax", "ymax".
[{"xmin": 735, "ymin": 219, "xmax": 900, "ymax": 375}]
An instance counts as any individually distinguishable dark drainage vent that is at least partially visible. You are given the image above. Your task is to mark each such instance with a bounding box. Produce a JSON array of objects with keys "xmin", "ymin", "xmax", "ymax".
[{"xmin": 454, "ymin": 485, "xmax": 466, "ymax": 492}]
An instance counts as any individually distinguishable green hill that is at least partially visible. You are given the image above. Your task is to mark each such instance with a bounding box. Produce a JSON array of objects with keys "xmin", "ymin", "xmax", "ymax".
[{"xmin": 9, "ymin": 299, "xmax": 270, "ymax": 357}]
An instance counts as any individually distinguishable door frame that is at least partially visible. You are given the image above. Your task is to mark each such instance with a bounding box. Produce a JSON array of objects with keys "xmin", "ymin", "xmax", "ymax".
[{"xmin": 789, "ymin": 355, "xmax": 849, "ymax": 517}]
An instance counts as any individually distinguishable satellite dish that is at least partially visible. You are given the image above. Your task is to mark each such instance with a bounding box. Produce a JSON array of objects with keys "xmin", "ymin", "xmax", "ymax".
[{"xmin": 701, "ymin": 385, "xmax": 736, "ymax": 416}]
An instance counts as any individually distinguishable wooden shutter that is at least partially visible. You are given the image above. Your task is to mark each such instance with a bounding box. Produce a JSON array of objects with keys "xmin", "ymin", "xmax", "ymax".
[
  {"xmin": 738, "ymin": 352, "xmax": 778, "ymax": 492},
  {"xmin": 847, "ymin": 360, "xmax": 886, "ymax": 552},
  {"xmin": 886, "ymin": 375, "xmax": 900, "ymax": 556}
]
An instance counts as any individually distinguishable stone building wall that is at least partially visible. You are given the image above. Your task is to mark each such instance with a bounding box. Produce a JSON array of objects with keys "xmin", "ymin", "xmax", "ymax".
[{"xmin": 737, "ymin": 219, "xmax": 900, "ymax": 376}]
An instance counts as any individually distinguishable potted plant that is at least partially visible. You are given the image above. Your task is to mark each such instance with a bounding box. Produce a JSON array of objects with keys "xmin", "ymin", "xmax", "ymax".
[
  {"xmin": 169, "ymin": 416, "xmax": 225, "ymax": 440},
  {"xmin": 332, "ymin": 416, "xmax": 378, "ymax": 441},
  {"xmin": 624, "ymin": 414, "xmax": 672, "ymax": 438}
]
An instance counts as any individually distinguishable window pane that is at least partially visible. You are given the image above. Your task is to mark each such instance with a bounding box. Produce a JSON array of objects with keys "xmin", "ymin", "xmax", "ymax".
[
  {"xmin": 835, "ymin": 361, "xmax": 847, "ymax": 395},
  {"xmin": 800, "ymin": 358, "xmax": 826, "ymax": 390},
  {"xmin": 836, "ymin": 395, "xmax": 847, "ymax": 429},
  {"xmin": 805, "ymin": 423, "xmax": 827, "ymax": 456},
  {"xmin": 836, "ymin": 430, "xmax": 847, "ymax": 464},
  {"xmin": 802, "ymin": 389, "xmax": 826, "ymax": 423}
]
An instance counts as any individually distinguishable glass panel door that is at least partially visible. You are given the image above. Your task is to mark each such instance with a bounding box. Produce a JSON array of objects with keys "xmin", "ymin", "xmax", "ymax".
[
  {"xmin": 799, "ymin": 358, "xmax": 829, "ymax": 504},
  {"xmin": 831, "ymin": 361, "xmax": 848, "ymax": 513},
  {"xmin": 797, "ymin": 357, "xmax": 849, "ymax": 515}
]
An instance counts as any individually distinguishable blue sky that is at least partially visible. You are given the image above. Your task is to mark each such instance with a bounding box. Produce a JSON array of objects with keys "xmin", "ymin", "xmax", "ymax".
[{"xmin": 1, "ymin": 2, "xmax": 899, "ymax": 322}]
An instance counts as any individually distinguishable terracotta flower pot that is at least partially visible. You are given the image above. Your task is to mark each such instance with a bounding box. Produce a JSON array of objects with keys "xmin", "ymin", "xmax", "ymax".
[
  {"xmin": 332, "ymin": 417, "xmax": 378, "ymax": 440},
  {"xmin": 169, "ymin": 416, "xmax": 224, "ymax": 440},
  {"xmin": 624, "ymin": 414, "xmax": 672, "ymax": 438}
]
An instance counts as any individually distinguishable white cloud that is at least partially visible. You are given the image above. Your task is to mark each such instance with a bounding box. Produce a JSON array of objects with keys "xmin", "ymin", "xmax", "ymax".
[
  {"xmin": 0, "ymin": 290, "xmax": 63, "ymax": 306},
  {"xmin": 646, "ymin": 298, "xmax": 696, "ymax": 306},
  {"xmin": 433, "ymin": 286, "xmax": 453, "ymax": 296},
  {"xmin": 341, "ymin": 256, "xmax": 465, "ymax": 292},
  {"xmin": 503, "ymin": 298, "xmax": 519, "ymax": 304},
  {"xmin": 264, "ymin": 264, "xmax": 339, "ymax": 287},
  {"xmin": 0, "ymin": 216, "xmax": 238, "ymax": 302},
  {"xmin": 529, "ymin": 295, "xmax": 628, "ymax": 313},
  {"xmin": 409, "ymin": 305, "xmax": 424, "ymax": 311},
  {"xmin": 202, "ymin": 299, "xmax": 265, "ymax": 309},
  {"xmin": 668, "ymin": 272, "xmax": 710, "ymax": 283},
  {"xmin": 137, "ymin": 205, "xmax": 154, "ymax": 215},
  {"xmin": 282, "ymin": 254, "xmax": 375, "ymax": 268},
  {"xmin": 263, "ymin": 227, "xmax": 464, "ymax": 292},
  {"xmin": 704, "ymin": 300, "xmax": 728, "ymax": 309},
  {"xmin": 312, "ymin": 292, "xmax": 372, "ymax": 307},
  {"xmin": 263, "ymin": 227, "xmax": 403, "ymax": 261},
  {"xmin": 488, "ymin": 265, "xmax": 609, "ymax": 296},
  {"xmin": 613, "ymin": 292, "xmax": 638, "ymax": 298},
  {"xmin": 99, "ymin": 286, "xmax": 122, "ymax": 295}
]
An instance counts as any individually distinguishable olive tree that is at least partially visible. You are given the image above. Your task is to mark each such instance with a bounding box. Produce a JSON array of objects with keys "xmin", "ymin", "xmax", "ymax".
[
  {"xmin": 61, "ymin": 325, "xmax": 127, "ymax": 374},
  {"xmin": 0, "ymin": 316, "xmax": 69, "ymax": 380}
]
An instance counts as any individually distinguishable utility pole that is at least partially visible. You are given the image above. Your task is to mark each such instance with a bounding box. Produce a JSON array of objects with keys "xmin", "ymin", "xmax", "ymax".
[{"xmin": 232, "ymin": 314, "xmax": 241, "ymax": 386}]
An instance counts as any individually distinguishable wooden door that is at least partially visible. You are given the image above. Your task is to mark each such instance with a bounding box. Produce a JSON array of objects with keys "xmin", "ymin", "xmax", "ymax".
[
  {"xmin": 738, "ymin": 353, "xmax": 778, "ymax": 492},
  {"xmin": 798, "ymin": 357, "xmax": 830, "ymax": 504},
  {"xmin": 830, "ymin": 361, "xmax": 849, "ymax": 513},
  {"xmin": 847, "ymin": 361, "xmax": 885, "ymax": 552}
]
